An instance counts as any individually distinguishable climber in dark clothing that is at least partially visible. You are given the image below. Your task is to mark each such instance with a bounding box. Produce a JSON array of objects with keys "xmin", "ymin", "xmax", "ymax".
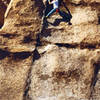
[
  {"xmin": 44, "ymin": 0, "xmax": 72, "ymax": 25},
  {"xmin": 45, "ymin": 0, "xmax": 59, "ymax": 18}
]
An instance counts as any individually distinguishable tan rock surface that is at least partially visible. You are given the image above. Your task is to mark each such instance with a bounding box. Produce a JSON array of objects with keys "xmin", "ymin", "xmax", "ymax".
[
  {"xmin": 0, "ymin": 0, "xmax": 44, "ymax": 51},
  {"xmin": 28, "ymin": 45, "xmax": 100, "ymax": 100},
  {"xmin": 0, "ymin": 0, "xmax": 99, "ymax": 100},
  {"xmin": 0, "ymin": 55, "xmax": 32, "ymax": 100},
  {"xmin": 0, "ymin": 0, "xmax": 44, "ymax": 100}
]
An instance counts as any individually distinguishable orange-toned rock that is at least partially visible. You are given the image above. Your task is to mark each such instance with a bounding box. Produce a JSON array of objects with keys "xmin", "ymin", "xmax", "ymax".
[{"xmin": 0, "ymin": 0, "xmax": 100, "ymax": 100}]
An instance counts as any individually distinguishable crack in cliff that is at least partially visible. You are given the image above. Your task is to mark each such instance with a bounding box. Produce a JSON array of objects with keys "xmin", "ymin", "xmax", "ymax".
[
  {"xmin": 55, "ymin": 42, "xmax": 100, "ymax": 49},
  {"xmin": 22, "ymin": 33, "xmax": 100, "ymax": 100},
  {"xmin": 36, "ymin": 35, "xmax": 100, "ymax": 49},
  {"xmin": 23, "ymin": 48, "xmax": 41, "ymax": 100},
  {"xmin": 98, "ymin": 16, "xmax": 100, "ymax": 24},
  {"xmin": 23, "ymin": 63, "xmax": 32, "ymax": 100},
  {"xmin": 0, "ymin": 48, "xmax": 41, "ymax": 100},
  {"xmin": 0, "ymin": 49, "xmax": 10, "ymax": 60},
  {"xmin": 0, "ymin": 48, "xmax": 32, "ymax": 60},
  {"xmin": 90, "ymin": 59, "xmax": 100, "ymax": 100},
  {"xmin": 0, "ymin": 33, "xmax": 19, "ymax": 39}
]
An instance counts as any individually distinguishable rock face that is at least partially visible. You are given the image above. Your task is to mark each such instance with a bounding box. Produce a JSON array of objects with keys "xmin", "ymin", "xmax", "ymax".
[
  {"xmin": 29, "ymin": 47, "xmax": 100, "ymax": 100},
  {"xmin": 0, "ymin": 0, "xmax": 100, "ymax": 100}
]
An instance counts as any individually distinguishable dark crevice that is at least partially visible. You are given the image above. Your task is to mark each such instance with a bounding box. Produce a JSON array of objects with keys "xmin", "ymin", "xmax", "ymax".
[
  {"xmin": 0, "ymin": 33, "xmax": 19, "ymax": 39},
  {"xmin": 23, "ymin": 34, "xmax": 34, "ymax": 43},
  {"xmin": 98, "ymin": 16, "xmax": 100, "ymax": 24},
  {"xmin": 23, "ymin": 48, "xmax": 41, "ymax": 100},
  {"xmin": 12, "ymin": 52, "xmax": 32, "ymax": 60},
  {"xmin": 92, "ymin": 59, "xmax": 100, "ymax": 87},
  {"xmin": 36, "ymin": 33, "xmax": 42, "ymax": 47},
  {"xmin": 56, "ymin": 43, "xmax": 78, "ymax": 48},
  {"xmin": 90, "ymin": 59, "xmax": 100, "ymax": 99},
  {"xmin": 0, "ymin": 49, "xmax": 32, "ymax": 61},
  {"xmin": 35, "ymin": 32, "xmax": 100, "ymax": 50},
  {"xmin": 32, "ymin": 48, "xmax": 40, "ymax": 62},
  {"xmin": 80, "ymin": 43, "xmax": 97, "ymax": 49},
  {"xmin": 55, "ymin": 43, "xmax": 100, "ymax": 49},
  {"xmin": 23, "ymin": 65, "xmax": 32, "ymax": 100},
  {"xmin": 0, "ymin": 49, "xmax": 10, "ymax": 60},
  {"xmin": 0, "ymin": 23, "xmax": 3, "ymax": 28}
]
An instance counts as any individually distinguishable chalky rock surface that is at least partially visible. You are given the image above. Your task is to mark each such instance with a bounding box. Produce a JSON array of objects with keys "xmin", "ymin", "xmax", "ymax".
[
  {"xmin": 29, "ymin": 46, "xmax": 100, "ymax": 100},
  {"xmin": 0, "ymin": 0, "xmax": 100, "ymax": 100}
]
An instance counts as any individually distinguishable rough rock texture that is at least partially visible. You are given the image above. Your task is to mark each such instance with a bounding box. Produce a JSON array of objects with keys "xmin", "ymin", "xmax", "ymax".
[
  {"xmin": 0, "ymin": 0, "xmax": 100, "ymax": 100},
  {"xmin": 29, "ymin": 46, "xmax": 100, "ymax": 100},
  {"xmin": 0, "ymin": 0, "xmax": 44, "ymax": 100}
]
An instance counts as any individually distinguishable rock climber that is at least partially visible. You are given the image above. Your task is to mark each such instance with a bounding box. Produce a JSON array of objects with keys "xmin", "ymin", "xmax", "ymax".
[
  {"xmin": 43, "ymin": 0, "xmax": 72, "ymax": 25},
  {"xmin": 45, "ymin": 0, "xmax": 59, "ymax": 18}
]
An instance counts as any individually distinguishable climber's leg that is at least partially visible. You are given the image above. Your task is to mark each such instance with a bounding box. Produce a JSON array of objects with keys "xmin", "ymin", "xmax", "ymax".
[
  {"xmin": 58, "ymin": 10, "xmax": 66, "ymax": 19},
  {"xmin": 58, "ymin": 10, "xmax": 72, "ymax": 25},
  {"xmin": 46, "ymin": 8, "xmax": 56, "ymax": 18}
]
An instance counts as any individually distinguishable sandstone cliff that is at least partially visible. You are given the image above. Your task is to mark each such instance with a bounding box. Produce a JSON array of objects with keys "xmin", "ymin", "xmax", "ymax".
[{"xmin": 0, "ymin": 0, "xmax": 100, "ymax": 100}]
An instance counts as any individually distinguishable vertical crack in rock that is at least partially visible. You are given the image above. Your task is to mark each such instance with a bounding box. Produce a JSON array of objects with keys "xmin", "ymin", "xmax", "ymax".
[
  {"xmin": 90, "ymin": 58, "xmax": 100, "ymax": 100},
  {"xmin": 23, "ymin": 48, "xmax": 41, "ymax": 100},
  {"xmin": 98, "ymin": 16, "xmax": 100, "ymax": 24},
  {"xmin": 0, "ymin": 48, "xmax": 33, "ymax": 99},
  {"xmin": 23, "ymin": 64, "xmax": 32, "ymax": 100}
]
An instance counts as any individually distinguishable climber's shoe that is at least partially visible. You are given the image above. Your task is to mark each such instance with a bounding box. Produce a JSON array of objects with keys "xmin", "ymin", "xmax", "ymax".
[{"xmin": 68, "ymin": 21, "xmax": 72, "ymax": 25}]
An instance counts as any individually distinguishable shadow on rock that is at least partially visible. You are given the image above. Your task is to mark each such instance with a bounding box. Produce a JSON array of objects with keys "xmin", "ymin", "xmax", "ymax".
[
  {"xmin": 41, "ymin": 28, "xmax": 51, "ymax": 37},
  {"xmin": 98, "ymin": 16, "xmax": 100, "ymax": 24},
  {"xmin": 0, "ymin": 49, "xmax": 10, "ymax": 60},
  {"xmin": 48, "ymin": 11, "xmax": 72, "ymax": 26},
  {"xmin": 92, "ymin": 59, "xmax": 100, "ymax": 87},
  {"xmin": 32, "ymin": 48, "xmax": 41, "ymax": 62}
]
